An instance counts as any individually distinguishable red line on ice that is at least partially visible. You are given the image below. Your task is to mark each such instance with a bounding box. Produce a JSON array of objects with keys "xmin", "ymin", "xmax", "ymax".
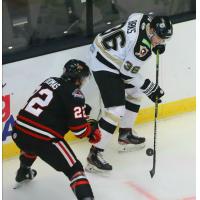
[
  {"xmin": 125, "ymin": 181, "xmax": 159, "ymax": 200},
  {"xmin": 182, "ymin": 197, "xmax": 196, "ymax": 200}
]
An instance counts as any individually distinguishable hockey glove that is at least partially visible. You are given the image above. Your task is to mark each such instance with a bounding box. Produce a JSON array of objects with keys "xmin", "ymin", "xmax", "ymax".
[
  {"xmin": 152, "ymin": 44, "xmax": 165, "ymax": 55},
  {"xmin": 141, "ymin": 79, "xmax": 164, "ymax": 103},
  {"xmin": 87, "ymin": 119, "xmax": 101, "ymax": 144}
]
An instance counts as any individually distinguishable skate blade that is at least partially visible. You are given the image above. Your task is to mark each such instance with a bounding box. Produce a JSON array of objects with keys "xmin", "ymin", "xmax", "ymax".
[
  {"xmin": 85, "ymin": 163, "xmax": 111, "ymax": 177},
  {"xmin": 13, "ymin": 179, "xmax": 31, "ymax": 189},
  {"xmin": 118, "ymin": 143, "xmax": 145, "ymax": 153}
]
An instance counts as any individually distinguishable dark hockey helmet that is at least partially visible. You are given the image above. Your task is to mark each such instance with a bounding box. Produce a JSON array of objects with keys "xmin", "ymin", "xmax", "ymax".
[
  {"xmin": 62, "ymin": 59, "xmax": 90, "ymax": 81},
  {"xmin": 150, "ymin": 16, "xmax": 173, "ymax": 39}
]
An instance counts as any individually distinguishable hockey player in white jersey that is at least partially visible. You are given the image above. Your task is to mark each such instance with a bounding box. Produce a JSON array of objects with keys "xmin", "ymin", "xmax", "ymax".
[{"xmin": 86, "ymin": 13, "xmax": 173, "ymax": 172}]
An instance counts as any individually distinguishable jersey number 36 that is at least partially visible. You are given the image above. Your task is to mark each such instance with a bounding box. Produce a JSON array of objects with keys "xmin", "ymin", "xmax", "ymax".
[{"xmin": 100, "ymin": 23, "xmax": 126, "ymax": 51}]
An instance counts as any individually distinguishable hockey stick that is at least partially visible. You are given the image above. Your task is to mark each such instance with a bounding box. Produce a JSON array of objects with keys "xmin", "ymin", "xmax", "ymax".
[{"xmin": 149, "ymin": 51, "xmax": 159, "ymax": 178}]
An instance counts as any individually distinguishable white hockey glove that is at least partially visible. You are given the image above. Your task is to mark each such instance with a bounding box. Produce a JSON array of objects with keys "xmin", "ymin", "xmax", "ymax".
[{"xmin": 140, "ymin": 79, "xmax": 164, "ymax": 103}]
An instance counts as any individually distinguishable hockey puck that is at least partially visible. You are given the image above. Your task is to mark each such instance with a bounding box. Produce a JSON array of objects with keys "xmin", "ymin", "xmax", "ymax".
[{"xmin": 146, "ymin": 148, "xmax": 154, "ymax": 156}]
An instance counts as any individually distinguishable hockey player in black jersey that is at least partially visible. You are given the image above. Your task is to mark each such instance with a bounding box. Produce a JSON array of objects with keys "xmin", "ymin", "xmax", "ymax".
[
  {"xmin": 86, "ymin": 13, "xmax": 173, "ymax": 172},
  {"xmin": 12, "ymin": 59, "xmax": 101, "ymax": 200}
]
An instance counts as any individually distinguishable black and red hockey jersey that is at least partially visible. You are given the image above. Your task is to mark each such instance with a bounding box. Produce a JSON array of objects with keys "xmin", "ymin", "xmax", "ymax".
[{"xmin": 14, "ymin": 77, "xmax": 91, "ymax": 141}]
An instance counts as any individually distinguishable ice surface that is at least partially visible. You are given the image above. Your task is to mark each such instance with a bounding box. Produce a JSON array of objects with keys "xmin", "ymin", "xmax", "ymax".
[{"xmin": 3, "ymin": 112, "xmax": 196, "ymax": 200}]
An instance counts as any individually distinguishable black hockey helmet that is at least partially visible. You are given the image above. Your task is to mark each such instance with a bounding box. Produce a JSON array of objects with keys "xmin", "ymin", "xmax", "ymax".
[
  {"xmin": 150, "ymin": 16, "xmax": 173, "ymax": 39},
  {"xmin": 62, "ymin": 59, "xmax": 90, "ymax": 81}
]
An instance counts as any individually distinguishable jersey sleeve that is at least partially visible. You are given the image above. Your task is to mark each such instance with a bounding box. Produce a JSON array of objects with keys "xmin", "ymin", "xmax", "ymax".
[{"xmin": 62, "ymin": 87, "xmax": 91, "ymax": 139}]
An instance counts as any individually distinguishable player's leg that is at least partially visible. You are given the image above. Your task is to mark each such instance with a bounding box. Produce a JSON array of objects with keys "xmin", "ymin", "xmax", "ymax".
[
  {"xmin": 37, "ymin": 139, "xmax": 94, "ymax": 200},
  {"xmin": 87, "ymin": 105, "xmax": 125, "ymax": 172},
  {"xmin": 12, "ymin": 130, "xmax": 94, "ymax": 199},
  {"xmin": 12, "ymin": 130, "xmax": 37, "ymax": 183},
  {"xmin": 118, "ymin": 86, "xmax": 146, "ymax": 152},
  {"xmin": 15, "ymin": 151, "xmax": 37, "ymax": 182},
  {"xmin": 86, "ymin": 71, "xmax": 125, "ymax": 172}
]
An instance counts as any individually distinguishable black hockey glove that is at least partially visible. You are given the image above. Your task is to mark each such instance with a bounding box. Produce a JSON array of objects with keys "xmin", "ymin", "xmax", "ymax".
[
  {"xmin": 87, "ymin": 119, "xmax": 101, "ymax": 144},
  {"xmin": 152, "ymin": 44, "xmax": 165, "ymax": 55},
  {"xmin": 140, "ymin": 79, "xmax": 164, "ymax": 103}
]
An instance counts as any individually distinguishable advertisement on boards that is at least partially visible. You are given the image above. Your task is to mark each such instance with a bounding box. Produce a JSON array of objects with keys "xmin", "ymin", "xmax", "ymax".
[{"xmin": 2, "ymin": 86, "xmax": 15, "ymax": 143}]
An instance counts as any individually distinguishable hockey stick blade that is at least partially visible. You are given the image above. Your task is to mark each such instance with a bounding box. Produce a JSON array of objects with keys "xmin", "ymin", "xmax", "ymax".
[
  {"xmin": 149, "ymin": 149, "xmax": 156, "ymax": 178},
  {"xmin": 149, "ymin": 168, "xmax": 155, "ymax": 178}
]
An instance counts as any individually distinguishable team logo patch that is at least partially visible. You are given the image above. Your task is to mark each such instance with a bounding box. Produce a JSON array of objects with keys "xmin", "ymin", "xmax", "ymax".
[
  {"xmin": 12, "ymin": 132, "xmax": 18, "ymax": 139},
  {"xmin": 135, "ymin": 45, "xmax": 149, "ymax": 58},
  {"xmin": 72, "ymin": 89, "xmax": 84, "ymax": 99}
]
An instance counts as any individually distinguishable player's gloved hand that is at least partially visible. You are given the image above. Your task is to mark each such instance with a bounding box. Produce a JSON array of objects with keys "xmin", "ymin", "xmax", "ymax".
[
  {"xmin": 140, "ymin": 79, "xmax": 164, "ymax": 103},
  {"xmin": 152, "ymin": 44, "xmax": 165, "ymax": 55},
  {"xmin": 87, "ymin": 119, "xmax": 101, "ymax": 144}
]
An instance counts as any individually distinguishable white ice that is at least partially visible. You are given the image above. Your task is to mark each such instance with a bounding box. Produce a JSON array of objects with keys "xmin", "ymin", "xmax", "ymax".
[{"xmin": 3, "ymin": 112, "xmax": 196, "ymax": 200}]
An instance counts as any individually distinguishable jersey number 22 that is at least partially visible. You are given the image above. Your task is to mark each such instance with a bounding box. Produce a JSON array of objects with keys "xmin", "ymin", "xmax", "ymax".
[{"xmin": 24, "ymin": 88, "xmax": 53, "ymax": 117}]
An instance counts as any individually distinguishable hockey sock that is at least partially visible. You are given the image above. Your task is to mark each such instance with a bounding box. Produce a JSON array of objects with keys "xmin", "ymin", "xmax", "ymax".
[
  {"xmin": 93, "ymin": 117, "xmax": 117, "ymax": 150},
  {"xmin": 19, "ymin": 151, "xmax": 37, "ymax": 168},
  {"xmin": 120, "ymin": 101, "xmax": 140, "ymax": 129},
  {"xmin": 70, "ymin": 171, "xmax": 94, "ymax": 200}
]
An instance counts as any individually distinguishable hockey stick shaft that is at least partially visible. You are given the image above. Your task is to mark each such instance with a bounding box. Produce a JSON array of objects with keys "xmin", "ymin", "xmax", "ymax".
[{"xmin": 149, "ymin": 51, "xmax": 159, "ymax": 178}]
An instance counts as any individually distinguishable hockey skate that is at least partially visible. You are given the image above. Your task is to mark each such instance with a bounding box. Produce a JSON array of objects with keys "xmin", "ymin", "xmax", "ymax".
[
  {"xmin": 118, "ymin": 128, "xmax": 146, "ymax": 152},
  {"xmin": 13, "ymin": 166, "xmax": 37, "ymax": 189},
  {"xmin": 85, "ymin": 146, "xmax": 112, "ymax": 175}
]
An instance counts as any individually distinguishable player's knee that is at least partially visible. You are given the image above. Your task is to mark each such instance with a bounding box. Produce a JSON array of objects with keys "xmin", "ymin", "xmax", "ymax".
[
  {"xmin": 62, "ymin": 160, "xmax": 84, "ymax": 179},
  {"xmin": 126, "ymin": 94, "xmax": 142, "ymax": 103},
  {"xmin": 96, "ymin": 106, "xmax": 125, "ymax": 137},
  {"xmin": 70, "ymin": 171, "xmax": 94, "ymax": 200},
  {"xmin": 104, "ymin": 105, "xmax": 126, "ymax": 124},
  {"xmin": 125, "ymin": 99, "xmax": 141, "ymax": 114},
  {"xmin": 125, "ymin": 95, "xmax": 141, "ymax": 113},
  {"xmin": 125, "ymin": 85, "xmax": 143, "ymax": 102}
]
